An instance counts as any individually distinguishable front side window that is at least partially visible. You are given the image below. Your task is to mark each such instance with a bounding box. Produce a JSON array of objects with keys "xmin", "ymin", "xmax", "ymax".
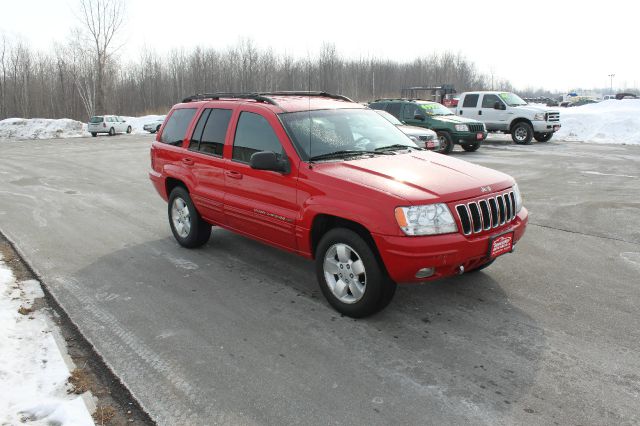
[
  {"xmin": 160, "ymin": 108, "xmax": 197, "ymax": 145},
  {"xmin": 232, "ymin": 112, "xmax": 283, "ymax": 163},
  {"xmin": 482, "ymin": 94, "xmax": 502, "ymax": 108},
  {"xmin": 403, "ymin": 104, "xmax": 420, "ymax": 120},
  {"xmin": 385, "ymin": 103, "xmax": 402, "ymax": 119}
]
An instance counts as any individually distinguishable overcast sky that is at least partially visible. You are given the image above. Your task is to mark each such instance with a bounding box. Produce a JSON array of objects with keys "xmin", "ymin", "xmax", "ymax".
[{"xmin": 1, "ymin": 0, "xmax": 636, "ymax": 92}]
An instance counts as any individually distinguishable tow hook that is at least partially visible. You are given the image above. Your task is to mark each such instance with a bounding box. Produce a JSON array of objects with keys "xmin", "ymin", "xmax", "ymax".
[{"xmin": 457, "ymin": 265, "xmax": 465, "ymax": 275}]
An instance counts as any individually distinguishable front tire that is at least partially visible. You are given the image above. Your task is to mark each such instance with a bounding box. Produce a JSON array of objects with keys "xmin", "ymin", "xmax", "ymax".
[
  {"xmin": 126, "ymin": 126, "xmax": 132, "ymax": 134},
  {"xmin": 462, "ymin": 142, "xmax": 480, "ymax": 152},
  {"xmin": 534, "ymin": 132, "xmax": 553, "ymax": 142},
  {"xmin": 511, "ymin": 122, "xmax": 533, "ymax": 144},
  {"xmin": 436, "ymin": 131, "xmax": 454, "ymax": 154},
  {"xmin": 315, "ymin": 228, "xmax": 396, "ymax": 318},
  {"xmin": 108, "ymin": 127, "xmax": 115, "ymax": 136},
  {"xmin": 91, "ymin": 132, "xmax": 97, "ymax": 137},
  {"xmin": 168, "ymin": 187, "xmax": 211, "ymax": 248}
]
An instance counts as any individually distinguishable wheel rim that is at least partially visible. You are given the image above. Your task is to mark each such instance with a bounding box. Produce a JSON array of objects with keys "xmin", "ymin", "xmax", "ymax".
[
  {"xmin": 514, "ymin": 126, "xmax": 528, "ymax": 141},
  {"xmin": 323, "ymin": 243, "xmax": 367, "ymax": 304},
  {"xmin": 171, "ymin": 197, "xmax": 191, "ymax": 238},
  {"xmin": 438, "ymin": 135, "xmax": 449, "ymax": 151}
]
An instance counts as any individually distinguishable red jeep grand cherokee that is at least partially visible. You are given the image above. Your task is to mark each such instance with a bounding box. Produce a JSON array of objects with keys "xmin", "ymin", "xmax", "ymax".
[{"xmin": 149, "ymin": 92, "xmax": 528, "ymax": 317}]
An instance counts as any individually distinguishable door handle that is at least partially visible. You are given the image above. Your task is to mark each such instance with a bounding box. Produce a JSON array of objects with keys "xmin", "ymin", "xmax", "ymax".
[
  {"xmin": 459, "ymin": 110, "xmax": 463, "ymax": 115},
  {"xmin": 225, "ymin": 170, "xmax": 243, "ymax": 179},
  {"xmin": 478, "ymin": 110, "xmax": 482, "ymax": 115},
  {"xmin": 182, "ymin": 158, "xmax": 194, "ymax": 166}
]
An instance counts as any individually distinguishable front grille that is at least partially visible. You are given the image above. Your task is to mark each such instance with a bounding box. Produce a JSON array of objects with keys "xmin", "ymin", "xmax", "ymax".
[
  {"xmin": 455, "ymin": 191, "xmax": 517, "ymax": 235},
  {"xmin": 546, "ymin": 112, "xmax": 560, "ymax": 122},
  {"xmin": 419, "ymin": 134, "xmax": 434, "ymax": 141},
  {"xmin": 468, "ymin": 123, "xmax": 484, "ymax": 132}
]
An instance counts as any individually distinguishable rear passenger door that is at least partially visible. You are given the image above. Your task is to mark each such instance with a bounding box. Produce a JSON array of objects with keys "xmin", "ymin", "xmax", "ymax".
[
  {"xmin": 458, "ymin": 93, "xmax": 479, "ymax": 117},
  {"xmin": 186, "ymin": 108, "xmax": 233, "ymax": 224},
  {"xmin": 223, "ymin": 108, "xmax": 298, "ymax": 251}
]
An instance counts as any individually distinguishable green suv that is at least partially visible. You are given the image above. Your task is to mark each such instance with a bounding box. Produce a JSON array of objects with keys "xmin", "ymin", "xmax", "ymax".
[{"xmin": 369, "ymin": 99, "xmax": 487, "ymax": 153}]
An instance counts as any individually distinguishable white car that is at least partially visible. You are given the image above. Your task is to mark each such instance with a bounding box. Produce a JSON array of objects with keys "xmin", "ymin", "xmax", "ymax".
[
  {"xmin": 143, "ymin": 119, "xmax": 165, "ymax": 134},
  {"xmin": 88, "ymin": 115, "xmax": 132, "ymax": 137}
]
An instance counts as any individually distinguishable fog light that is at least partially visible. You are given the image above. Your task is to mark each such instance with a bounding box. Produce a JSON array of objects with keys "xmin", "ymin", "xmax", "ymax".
[{"xmin": 415, "ymin": 267, "xmax": 435, "ymax": 278}]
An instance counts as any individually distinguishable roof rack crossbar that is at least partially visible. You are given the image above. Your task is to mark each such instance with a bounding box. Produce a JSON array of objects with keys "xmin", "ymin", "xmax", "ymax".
[{"xmin": 181, "ymin": 91, "xmax": 355, "ymax": 105}]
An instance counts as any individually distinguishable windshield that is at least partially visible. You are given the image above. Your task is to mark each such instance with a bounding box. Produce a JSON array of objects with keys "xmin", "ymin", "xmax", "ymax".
[
  {"xmin": 499, "ymin": 92, "xmax": 527, "ymax": 106},
  {"xmin": 417, "ymin": 102, "xmax": 454, "ymax": 116},
  {"xmin": 373, "ymin": 109, "xmax": 403, "ymax": 125},
  {"xmin": 280, "ymin": 109, "xmax": 417, "ymax": 160},
  {"xmin": 89, "ymin": 116, "xmax": 103, "ymax": 123}
]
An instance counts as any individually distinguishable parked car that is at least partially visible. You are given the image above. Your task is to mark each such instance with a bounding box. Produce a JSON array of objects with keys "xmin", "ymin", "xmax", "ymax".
[
  {"xmin": 143, "ymin": 118, "xmax": 165, "ymax": 134},
  {"xmin": 456, "ymin": 91, "xmax": 561, "ymax": 144},
  {"xmin": 615, "ymin": 92, "xmax": 638, "ymax": 100},
  {"xmin": 442, "ymin": 93, "xmax": 459, "ymax": 108},
  {"xmin": 149, "ymin": 92, "xmax": 528, "ymax": 317},
  {"xmin": 369, "ymin": 99, "xmax": 487, "ymax": 153},
  {"xmin": 87, "ymin": 115, "xmax": 132, "ymax": 137},
  {"xmin": 373, "ymin": 109, "xmax": 441, "ymax": 151}
]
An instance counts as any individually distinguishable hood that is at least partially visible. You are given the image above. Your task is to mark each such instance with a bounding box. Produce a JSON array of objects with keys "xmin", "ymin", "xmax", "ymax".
[
  {"xmin": 513, "ymin": 104, "xmax": 557, "ymax": 113},
  {"xmin": 431, "ymin": 115, "xmax": 480, "ymax": 125},
  {"xmin": 313, "ymin": 150, "xmax": 514, "ymax": 204},
  {"xmin": 396, "ymin": 124, "xmax": 437, "ymax": 137}
]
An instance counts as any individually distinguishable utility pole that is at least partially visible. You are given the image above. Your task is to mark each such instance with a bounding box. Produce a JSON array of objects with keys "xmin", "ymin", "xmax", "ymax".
[{"xmin": 608, "ymin": 73, "xmax": 615, "ymax": 95}]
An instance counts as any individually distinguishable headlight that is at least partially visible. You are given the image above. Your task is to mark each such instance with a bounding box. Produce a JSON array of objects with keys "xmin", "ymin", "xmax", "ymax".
[
  {"xmin": 513, "ymin": 183, "xmax": 523, "ymax": 213},
  {"xmin": 395, "ymin": 204, "xmax": 458, "ymax": 236},
  {"xmin": 454, "ymin": 124, "xmax": 469, "ymax": 132},
  {"xmin": 533, "ymin": 113, "xmax": 545, "ymax": 121},
  {"xmin": 408, "ymin": 135, "xmax": 418, "ymax": 142}
]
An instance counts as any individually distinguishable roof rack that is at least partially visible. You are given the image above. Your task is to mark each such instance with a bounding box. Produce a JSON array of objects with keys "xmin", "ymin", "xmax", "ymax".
[{"xmin": 181, "ymin": 91, "xmax": 355, "ymax": 105}]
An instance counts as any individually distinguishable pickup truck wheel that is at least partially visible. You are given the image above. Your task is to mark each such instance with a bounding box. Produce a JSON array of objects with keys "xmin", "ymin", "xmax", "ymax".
[
  {"xmin": 436, "ymin": 131, "xmax": 454, "ymax": 154},
  {"xmin": 126, "ymin": 126, "xmax": 132, "ymax": 134},
  {"xmin": 316, "ymin": 228, "xmax": 396, "ymax": 318},
  {"xmin": 462, "ymin": 142, "xmax": 480, "ymax": 152},
  {"xmin": 91, "ymin": 132, "xmax": 97, "ymax": 137},
  {"xmin": 511, "ymin": 122, "xmax": 533, "ymax": 144},
  {"xmin": 108, "ymin": 127, "xmax": 115, "ymax": 136},
  {"xmin": 168, "ymin": 187, "xmax": 211, "ymax": 248},
  {"xmin": 534, "ymin": 132, "xmax": 553, "ymax": 142}
]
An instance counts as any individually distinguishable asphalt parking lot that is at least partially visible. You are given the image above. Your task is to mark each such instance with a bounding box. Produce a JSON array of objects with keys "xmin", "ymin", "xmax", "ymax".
[{"xmin": 0, "ymin": 134, "xmax": 638, "ymax": 425}]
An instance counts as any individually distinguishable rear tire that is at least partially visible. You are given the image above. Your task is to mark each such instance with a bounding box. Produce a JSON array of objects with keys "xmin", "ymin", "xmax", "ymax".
[
  {"xmin": 534, "ymin": 132, "xmax": 553, "ymax": 142},
  {"xmin": 108, "ymin": 127, "xmax": 115, "ymax": 136},
  {"xmin": 315, "ymin": 228, "xmax": 396, "ymax": 318},
  {"xmin": 462, "ymin": 142, "xmax": 481, "ymax": 152},
  {"xmin": 436, "ymin": 131, "xmax": 454, "ymax": 154},
  {"xmin": 168, "ymin": 187, "xmax": 211, "ymax": 248},
  {"xmin": 511, "ymin": 122, "xmax": 533, "ymax": 144},
  {"xmin": 91, "ymin": 132, "xmax": 97, "ymax": 137},
  {"xmin": 126, "ymin": 126, "xmax": 132, "ymax": 134}
]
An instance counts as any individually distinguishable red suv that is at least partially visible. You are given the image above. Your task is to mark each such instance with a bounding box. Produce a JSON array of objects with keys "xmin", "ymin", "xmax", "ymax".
[{"xmin": 149, "ymin": 92, "xmax": 528, "ymax": 317}]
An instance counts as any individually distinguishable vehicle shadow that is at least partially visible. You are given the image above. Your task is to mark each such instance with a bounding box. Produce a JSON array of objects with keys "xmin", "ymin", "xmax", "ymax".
[{"xmin": 64, "ymin": 228, "xmax": 545, "ymax": 424}]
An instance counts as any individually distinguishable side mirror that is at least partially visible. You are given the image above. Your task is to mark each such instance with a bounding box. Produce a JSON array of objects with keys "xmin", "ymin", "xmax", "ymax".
[
  {"xmin": 250, "ymin": 151, "xmax": 289, "ymax": 173},
  {"xmin": 414, "ymin": 114, "xmax": 425, "ymax": 121},
  {"xmin": 494, "ymin": 102, "xmax": 506, "ymax": 110}
]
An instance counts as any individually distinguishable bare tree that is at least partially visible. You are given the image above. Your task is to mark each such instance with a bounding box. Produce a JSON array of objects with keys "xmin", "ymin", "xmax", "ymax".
[{"xmin": 77, "ymin": 0, "xmax": 124, "ymax": 116}]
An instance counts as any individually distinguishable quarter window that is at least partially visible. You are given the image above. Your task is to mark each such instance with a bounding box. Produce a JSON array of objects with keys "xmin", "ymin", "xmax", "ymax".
[
  {"xmin": 462, "ymin": 94, "xmax": 479, "ymax": 108},
  {"xmin": 160, "ymin": 108, "xmax": 197, "ymax": 146},
  {"xmin": 232, "ymin": 112, "xmax": 283, "ymax": 163}
]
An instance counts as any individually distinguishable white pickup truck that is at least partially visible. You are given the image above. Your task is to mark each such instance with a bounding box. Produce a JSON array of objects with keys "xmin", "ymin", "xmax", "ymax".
[{"xmin": 455, "ymin": 91, "xmax": 561, "ymax": 144}]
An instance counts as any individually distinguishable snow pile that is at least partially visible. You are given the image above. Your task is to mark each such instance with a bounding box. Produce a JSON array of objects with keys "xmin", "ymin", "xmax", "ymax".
[
  {"xmin": 0, "ymin": 255, "xmax": 94, "ymax": 426},
  {"xmin": 555, "ymin": 99, "xmax": 640, "ymax": 145},
  {"xmin": 0, "ymin": 118, "xmax": 86, "ymax": 140}
]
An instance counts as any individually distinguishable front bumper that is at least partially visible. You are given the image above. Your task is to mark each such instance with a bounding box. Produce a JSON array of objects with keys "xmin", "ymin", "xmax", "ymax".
[
  {"xmin": 533, "ymin": 121, "xmax": 561, "ymax": 133},
  {"xmin": 452, "ymin": 130, "xmax": 488, "ymax": 143},
  {"xmin": 373, "ymin": 207, "xmax": 528, "ymax": 283}
]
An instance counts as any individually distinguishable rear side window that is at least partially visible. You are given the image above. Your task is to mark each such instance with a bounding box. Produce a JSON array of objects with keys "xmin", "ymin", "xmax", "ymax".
[
  {"xmin": 189, "ymin": 108, "xmax": 232, "ymax": 156},
  {"xmin": 161, "ymin": 108, "xmax": 197, "ymax": 146},
  {"xmin": 368, "ymin": 102, "xmax": 384, "ymax": 110},
  {"xmin": 232, "ymin": 112, "xmax": 283, "ymax": 163},
  {"xmin": 386, "ymin": 103, "xmax": 402, "ymax": 118},
  {"xmin": 462, "ymin": 94, "xmax": 479, "ymax": 108},
  {"xmin": 481, "ymin": 94, "xmax": 501, "ymax": 108},
  {"xmin": 90, "ymin": 116, "xmax": 103, "ymax": 123}
]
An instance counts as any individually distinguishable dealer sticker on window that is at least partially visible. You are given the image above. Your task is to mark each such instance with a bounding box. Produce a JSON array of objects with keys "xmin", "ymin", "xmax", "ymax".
[{"xmin": 489, "ymin": 232, "xmax": 514, "ymax": 258}]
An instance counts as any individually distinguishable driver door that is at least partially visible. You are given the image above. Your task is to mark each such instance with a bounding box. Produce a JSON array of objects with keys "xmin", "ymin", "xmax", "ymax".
[{"xmin": 480, "ymin": 94, "xmax": 508, "ymax": 130}]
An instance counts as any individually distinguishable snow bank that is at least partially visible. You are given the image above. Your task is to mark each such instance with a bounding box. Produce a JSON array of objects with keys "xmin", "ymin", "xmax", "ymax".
[
  {"xmin": 0, "ymin": 255, "xmax": 94, "ymax": 426},
  {"xmin": 555, "ymin": 99, "xmax": 640, "ymax": 145},
  {"xmin": 0, "ymin": 118, "xmax": 86, "ymax": 140}
]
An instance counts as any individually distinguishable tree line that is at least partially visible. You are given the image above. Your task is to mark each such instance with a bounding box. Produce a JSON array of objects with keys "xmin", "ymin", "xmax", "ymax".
[{"xmin": 0, "ymin": 35, "xmax": 514, "ymax": 121}]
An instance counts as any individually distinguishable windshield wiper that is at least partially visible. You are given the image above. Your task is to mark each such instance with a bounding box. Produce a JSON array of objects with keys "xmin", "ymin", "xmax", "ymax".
[
  {"xmin": 375, "ymin": 144, "xmax": 420, "ymax": 152},
  {"xmin": 308, "ymin": 150, "xmax": 391, "ymax": 161}
]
